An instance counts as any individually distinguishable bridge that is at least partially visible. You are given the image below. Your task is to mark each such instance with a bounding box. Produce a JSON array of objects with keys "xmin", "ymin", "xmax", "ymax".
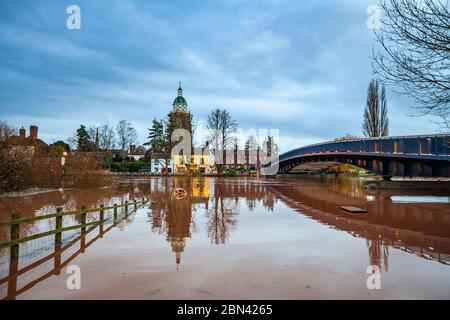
[{"xmin": 267, "ymin": 134, "xmax": 450, "ymax": 178}]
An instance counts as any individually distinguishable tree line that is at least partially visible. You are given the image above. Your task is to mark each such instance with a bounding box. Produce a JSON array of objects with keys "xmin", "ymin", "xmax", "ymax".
[{"xmin": 68, "ymin": 120, "xmax": 137, "ymax": 157}]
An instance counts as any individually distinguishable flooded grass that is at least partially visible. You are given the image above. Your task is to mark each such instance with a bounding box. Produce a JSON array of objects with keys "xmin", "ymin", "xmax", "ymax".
[{"xmin": 0, "ymin": 176, "xmax": 449, "ymax": 299}]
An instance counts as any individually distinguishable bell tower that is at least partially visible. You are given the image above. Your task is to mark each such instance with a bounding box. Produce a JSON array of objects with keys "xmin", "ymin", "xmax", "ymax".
[{"xmin": 172, "ymin": 82, "xmax": 188, "ymax": 112}]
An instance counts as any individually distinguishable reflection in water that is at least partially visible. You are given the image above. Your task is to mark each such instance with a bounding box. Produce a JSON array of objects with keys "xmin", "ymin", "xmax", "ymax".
[
  {"xmin": 147, "ymin": 178, "xmax": 280, "ymax": 266},
  {"xmin": 207, "ymin": 180, "xmax": 238, "ymax": 245},
  {"xmin": 145, "ymin": 176, "xmax": 450, "ymax": 271},
  {"xmin": 0, "ymin": 199, "xmax": 144, "ymax": 300},
  {"xmin": 0, "ymin": 176, "xmax": 449, "ymax": 299},
  {"xmin": 367, "ymin": 240, "xmax": 389, "ymax": 272},
  {"xmin": 272, "ymin": 177, "xmax": 450, "ymax": 266}
]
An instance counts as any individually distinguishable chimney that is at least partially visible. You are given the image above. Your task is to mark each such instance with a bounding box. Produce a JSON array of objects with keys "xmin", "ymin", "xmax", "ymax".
[
  {"xmin": 29, "ymin": 125, "xmax": 38, "ymax": 140},
  {"xmin": 19, "ymin": 127, "xmax": 26, "ymax": 139}
]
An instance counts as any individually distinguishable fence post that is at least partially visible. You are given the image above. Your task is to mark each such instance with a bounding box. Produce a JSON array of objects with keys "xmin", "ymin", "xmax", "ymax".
[
  {"xmin": 134, "ymin": 199, "xmax": 137, "ymax": 211},
  {"xmin": 99, "ymin": 204, "xmax": 105, "ymax": 221},
  {"xmin": 55, "ymin": 208, "xmax": 63, "ymax": 248},
  {"xmin": 99, "ymin": 204, "xmax": 104, "ymax": 237},
  {"xmin": 54, "ymin": 208, "xmax": 63, "ymax": 275},
  {"xmin": 125, "ymin": 201, "xmax": 129, "ymax": 217},
  {"xmin": 113, "ymin": 204, "xmax": 118, "ymax": 223},
  {"xmin": 80, "ymin": 206, "xmax": 86, "ymax": 253},
  {"xmin": 10, "ymin": 214, "xmax": 20, "ymax": 261},
  {"xmin": 8, "ymin": 214, "xmax": 20, "ymax": 300},
  {"xmin": 81, "ymin": 206, "xmax": 87, "ymax": 233}
]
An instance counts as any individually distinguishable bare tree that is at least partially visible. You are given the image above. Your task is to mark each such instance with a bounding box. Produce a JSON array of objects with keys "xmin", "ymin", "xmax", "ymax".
[
  {"xmin": 245, "ymin": 136, "xmax": 259, "ymax": 151},
  {"xmin": 206, "ymin": 108, "xmax": 237, "ymax": 171},
  {"xmin": 371, "ymin": 0, "xmax": 450, "ymax": 121},
  {"xmin": 88, "ymin": 126, "xmax": 99, "ymax": 150},
  {"xmin": 116, "ymin": 120, "xmax": 137, "ymax": 158},
  {"xmin": 207, "ymin": 109, "xmax": 237, "ymax": 149},
  {"xmin": 99, "ymin": 123, "xmax": 116, "ymax": 150},
  {"xmin": 363, "ymin": 79, "xmax": 389, "ymax": 137},
  {"xmin": 0, "ymin": 121, "xmax": 17, "ymax": 147},
  {"xmin": 262, "ymin": 136, "xmax": 279, "ymax": 157},
  {"xmin": 380, "ymin": 84, "xmax": 389, "ymax": 136}
]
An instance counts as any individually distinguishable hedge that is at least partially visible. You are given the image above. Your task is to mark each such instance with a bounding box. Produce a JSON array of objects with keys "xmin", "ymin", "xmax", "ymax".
[{"xmin": 111, "ymin": 161, "xmax": 147, "ymax": 172}]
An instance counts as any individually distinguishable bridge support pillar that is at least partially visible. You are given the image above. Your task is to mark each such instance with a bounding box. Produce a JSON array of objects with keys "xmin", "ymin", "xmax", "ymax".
[
  {"xmin": 432, "ymin": 161, "xmax": 450, "ymax": 177},
  {"xmin": 382, "ymin": 160, "xmax": 393, "ymax": 178},
  {"xmin": 392, "ymin": 160, "xmax": 405, "ymax": 177},
  {"xmin": 357, "ymin": 159, "xmax": 364, "ymax": 168},
  {"xmin": 404, "ymin": 161, "xmax": 419, "ymax": 177},
  {"xmin": 373, "ymin": 160, "xmax": 383, "ymax": 176},
  {"xmin": 365, "ymin": 159, "xmax": 373, "ymax": 172},
  {"xmin": 420, "ymin": 162, "xmax": 433, "ymax": 177}
]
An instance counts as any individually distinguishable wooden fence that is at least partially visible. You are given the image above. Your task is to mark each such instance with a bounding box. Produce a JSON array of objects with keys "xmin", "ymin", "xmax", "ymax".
[{"xmin": 0, "ymin": 197, "xmax": 148, "ymax": 300}]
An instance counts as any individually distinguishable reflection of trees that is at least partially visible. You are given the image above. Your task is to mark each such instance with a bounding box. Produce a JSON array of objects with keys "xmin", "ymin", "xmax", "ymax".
[
  {"xmin": 242, "ymin": 181, "xmax": 276, "ymax": 212},
  {"xmin": 146, "ymin": 177, "xmax": 280, "ymax": 265},
  {"xmin": 366, "ymin": 239, "xmax": 389, "ymax": 272},
  {"xmin": 207, "ymin": 184, "xmax": 238, "ymax": 244},
  {"xmin": 327, "ymin": 176, "xmax": 367, "ymax": 199},
  {"xmin": 262, "ymin": 193, "xmax": 276, "ymax": 212},
  {"xmin": 205, "ymin": 180, "xmax": 277, "ymax": 243}
]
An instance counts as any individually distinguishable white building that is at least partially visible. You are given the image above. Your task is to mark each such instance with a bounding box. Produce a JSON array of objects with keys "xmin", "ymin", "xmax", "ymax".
[
  {"xmin": 128, "ymin": 145, "xmax": 146, "ymax": 161},
  {"xmin": 148, "ymin": 153, "xmax": 173, "ymax": 174}
]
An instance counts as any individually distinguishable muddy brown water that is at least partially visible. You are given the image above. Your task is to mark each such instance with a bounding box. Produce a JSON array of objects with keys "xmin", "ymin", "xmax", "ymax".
[{"xmin": 0, "ymin": 176, "xmax": 449, "ymax": 299}]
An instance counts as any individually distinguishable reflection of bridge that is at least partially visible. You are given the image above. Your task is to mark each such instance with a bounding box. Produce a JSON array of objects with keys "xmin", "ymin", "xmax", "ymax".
[
  {"xmin": 270, "ymin": 135, "xmax": 450, "ymax": 178},
  {"xmin": 269, "ymin": 185, "xmax": 450, "ymax": 266}
]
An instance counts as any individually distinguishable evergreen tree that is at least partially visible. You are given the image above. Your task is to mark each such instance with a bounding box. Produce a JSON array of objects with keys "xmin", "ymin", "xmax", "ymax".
[
  {"xmin": 145, "ymin": 118, "xmax": 165, "ymax": 153},
  {"xmin": 76, "ymin": 125, "xmax": 91, "ymax": 151}
]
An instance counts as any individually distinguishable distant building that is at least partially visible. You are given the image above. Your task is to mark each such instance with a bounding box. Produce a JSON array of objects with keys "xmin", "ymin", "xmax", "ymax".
[
  {"xmin": 128, "ymin": 145, "xmax": 147, "ymax": 161},
  {"xmin": 146, "ymin": 153, "xmax": 173, "ymax": 174},
  {"xmin": 173, "ymin": 143, "xmax": 212, "ymax": 174},
  {"xmin": 6, "ymin": 125, "xmax": 48, "ymax": 159}
]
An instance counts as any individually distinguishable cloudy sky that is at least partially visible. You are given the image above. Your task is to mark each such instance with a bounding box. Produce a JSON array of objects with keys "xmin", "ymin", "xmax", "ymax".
[{"xmin": 0, "ymin": 0, "xmax": 442, "ymax": 153}]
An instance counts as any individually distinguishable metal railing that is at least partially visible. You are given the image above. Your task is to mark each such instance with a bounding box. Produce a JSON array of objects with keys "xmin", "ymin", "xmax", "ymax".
[{"xmin": 278, "ymin": 134, "xmax": 450, "ymax": 163}]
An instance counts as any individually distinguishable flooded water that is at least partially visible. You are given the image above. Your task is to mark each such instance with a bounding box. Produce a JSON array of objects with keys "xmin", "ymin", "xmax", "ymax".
[{"xmin": 0, "ymin": 176, "xmax": 449, "ymax": 299}]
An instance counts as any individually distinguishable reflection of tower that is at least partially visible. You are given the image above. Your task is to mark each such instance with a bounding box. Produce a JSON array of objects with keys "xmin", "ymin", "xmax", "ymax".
[
  {"xmin": 147, "ymin": 178, "xmax": 214, "ymax": 269},
  {"xmin": 170, "ymin": 237, "xmax": 186, "ymax": 270},
  {"xmin": 166, "ymin": 180, "xmax": 193, "ymax": 269}
]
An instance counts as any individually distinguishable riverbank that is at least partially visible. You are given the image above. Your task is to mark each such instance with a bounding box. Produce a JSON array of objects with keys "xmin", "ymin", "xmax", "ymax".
[{"xmin": 0, "ymin": 187, "xmax": 58, "ymax": 198}]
